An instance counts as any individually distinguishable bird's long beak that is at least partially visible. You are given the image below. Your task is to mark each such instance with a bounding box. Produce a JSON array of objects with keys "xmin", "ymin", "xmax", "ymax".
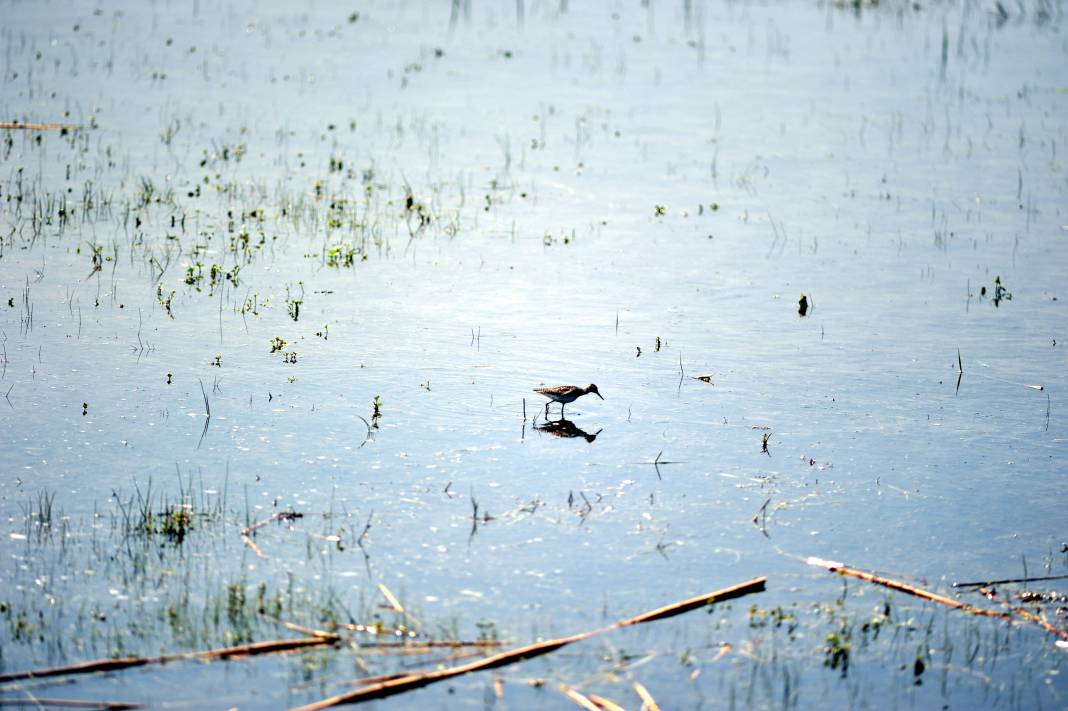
[{"xmin": 595, "ymin": 392, "xmax": 604, "ymax": 399}]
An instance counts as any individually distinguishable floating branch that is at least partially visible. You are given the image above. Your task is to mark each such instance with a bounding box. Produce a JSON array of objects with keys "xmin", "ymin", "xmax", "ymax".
[
  {"xmin": 0, "ymin": 122, "xmax": 80, "ymax": 131},
  {"xmin": 342, "ymin": 639, "xmax": 502, "ymax": 650},
  {"xmin": 261, "ymin": 616, "xmax": 338, "ymax": 640},
  {"xmin": 807, "ymin": 557, "xmax": 1007, "ymax": 618},
  {"xmin": 616, "ymin": 578, "xmax": 766, "ymax": 627},
  {"xmin": 261, "ymin": 616, "xmax": 501, "ymax": 653},
  {"xmin": 240, "ymin": 510, "xmax": 303, "ymax": 560},
  {"xmin": 559, "ymin": 684, "xmax": 601, "ymax": 711},
  {"xmin": 241, "ymin": 533, "xmax": 268, "ymax": 559},
  {"xmin": 0, "ymin": 698, "xmax": 140, "ymax": 709},
  {"xmin": 977, "ymin": 587, "xmax": 1068, "ymax": 641},
  {"xmin": 632, "ymin": 681, "xmax": 662, "ymax": 711},
  {"xmin": 586, "ymin": 692, "xmax": 626, "ymax": 711},
  {"xmin": 378, "ymin": 584, "xmax": 405, "ymax": 613},
  {"xmin": 290, "ymin": 577, "xmax": 766, "ymax": 709},
  {"xmin": 0, "ymin": 636, "xmax": 340, "ymax": 684}
]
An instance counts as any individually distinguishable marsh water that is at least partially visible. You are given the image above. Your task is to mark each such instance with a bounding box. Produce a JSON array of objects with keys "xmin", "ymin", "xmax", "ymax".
[{"xmin": 1, "ymin": 0, "xmax": 1066, "ymax": 708}]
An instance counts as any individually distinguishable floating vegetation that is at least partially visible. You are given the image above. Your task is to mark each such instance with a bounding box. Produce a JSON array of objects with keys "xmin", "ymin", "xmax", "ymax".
[
  {"xmin": 324, "ymin": 242, "xmax": 362, "ymax": 267},
  {"xmin": 993, "ymin": 275, "xmax": 1013, "ymax": 307},
  {"xmin": 285, "ymin": 282, "xmax": 305, "ymax": 322},
  {"xmin": 371, "ymin": 395, "xmax": 383, "ymax": 426}
]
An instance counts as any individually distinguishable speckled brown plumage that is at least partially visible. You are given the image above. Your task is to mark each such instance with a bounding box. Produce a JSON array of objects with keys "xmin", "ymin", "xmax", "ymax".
[{"xmin": 533, "ymin": 383, "xmax": 603, "ymax": 417}]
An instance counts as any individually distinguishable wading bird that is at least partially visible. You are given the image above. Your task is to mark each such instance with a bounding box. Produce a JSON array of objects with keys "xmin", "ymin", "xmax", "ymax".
[{"xmin": 533, "ymin": 384, "xmax": 603, "ymax": 418}]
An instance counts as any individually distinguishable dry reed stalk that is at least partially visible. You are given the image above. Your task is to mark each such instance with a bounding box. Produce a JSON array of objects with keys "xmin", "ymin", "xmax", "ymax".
[
  {"xmin": 0, "ymin": 122, "xmax": 78, "ymax": 131},
  {"xmin": 586, "ymin": 692, "xmax": 627, "ymax": 711},
  {"xmin": 0, "ymin": 636, "xmax": 338, "ymax": 684},
  {"xmin": 0, "ymin": 699, "xmax": 138, "ymax": 709},
  {"xmin": 240, "ymin": 533, "xmax": 268, "ymax": 559},
  {"xmin": 260, "ymin": 615, "xmax": 339, "ymax": 639},
  {"xmin": 978, "ymin": 587, "xmax": 1068, "ymax": 640},
  {"xmin": 559, "ymin": 685, "xmax": 601, "ymax": 711},
  {"xmin": 290, "ymin": 577, "xmax": 766, "ymax": 710},
  {"xmin": 807, "ymin": 557, "xmax": 1008, "ymax": 618},
  {"xmin": 0, "ymin": 696, "xmax": 139, "ymax": 704},
  {"xmin": 377, "ymin": 584, "xmax": 404, "ymax": 613},
  {"xmin": 349, "ymin": 640, "xmax": 502, "ymax": 649},
  {"xmin": 633, "ymin": 681, "xmax": 661, "ymax": 711}
]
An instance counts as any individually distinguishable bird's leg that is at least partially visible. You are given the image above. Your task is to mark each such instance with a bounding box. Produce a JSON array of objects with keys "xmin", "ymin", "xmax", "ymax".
[
  {"xmin": 544, "ymin": 401, "xmax": 550, "ymax": 417},
  {"xmin": 560, "ymin": 403, "xmax": 566, "ymax": 418}
]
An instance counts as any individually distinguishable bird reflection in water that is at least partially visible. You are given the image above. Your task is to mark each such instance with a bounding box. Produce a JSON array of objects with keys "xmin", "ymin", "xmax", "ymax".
[{"xmin": 535, "ymin": 418, "xmax": 602, "ymax": 443}]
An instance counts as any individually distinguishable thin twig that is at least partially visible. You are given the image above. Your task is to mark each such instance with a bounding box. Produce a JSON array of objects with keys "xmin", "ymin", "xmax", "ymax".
[
  {"xmin": 336, "ymin": 639, "xmax": 502, "ymax": 650},
  {"xmin": 0, "ymin": 122, "xmax": 80, "ymax": 131},
  {"xmin": 241, "ymin": 534, "xmax": 268, "ymax": 559},
  {"xmin": 378, "ymin": 584, "xmax": 404, "ymax": 613},
  {"xmin": 260, "ymin": 615, "xmax": 338, "ymax": 640},
  {"xmin": 633, "ymin": 681, "xmax": 661, "ymax": 711},
  {"xmin": 559, "ymin": 685, "xmax": 600, "ymax": 711},
  {"xmin": 807, "ymin": 557, "xmax": 1007, "ymax": 618},
  {"xmin": 0, "ymin": 636, "xmax": 339, "ymax": 684},
  {"xmin": 0, "ymin": 699, "xmax": 140, "ymax": 709},
  {"xmin": 239, "ymin": 511, "xmax": 302, "ymax": 559},
  {"xmin": 587, "ymin": 692, "xmax": 627, "ymax": 711}
]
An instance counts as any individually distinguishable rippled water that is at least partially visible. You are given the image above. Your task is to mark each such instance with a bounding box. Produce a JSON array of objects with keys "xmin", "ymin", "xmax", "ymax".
[{"xmin": 1, "ymin": 0, "xmax": 1066, "ymax": 708}]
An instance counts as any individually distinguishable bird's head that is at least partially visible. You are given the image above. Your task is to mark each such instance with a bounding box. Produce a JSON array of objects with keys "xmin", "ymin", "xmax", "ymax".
[{"xmin": 585, "ymin": 384, "xmax": 604, "ymax": 399}]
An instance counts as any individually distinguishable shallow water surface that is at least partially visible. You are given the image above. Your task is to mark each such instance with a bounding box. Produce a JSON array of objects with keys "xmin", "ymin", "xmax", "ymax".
[{"xmin": 1, "ymin": 0, "xmax": 1066, "ymax": 708}]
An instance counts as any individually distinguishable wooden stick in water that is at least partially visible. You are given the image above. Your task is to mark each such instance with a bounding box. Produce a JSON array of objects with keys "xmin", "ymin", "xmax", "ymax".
[
  {"xmin": 633, "ymin": 681, "xmax": 661, "ymax": 711},
  {"xmin": 290, "ymin": 577, "xmax": 767, "ymax": 710},
  {"xmin": 0, "ymin": 122, "xmax": 79, "ymax": 131},
  {"xmin": 0, "ymin": 636, "xmax": 339, "ymax": 684},
  {"xmin": 0, "ymin": 699, "xmax": 139, "ymax": 709},
  {"xmin": 618, "ymin": 577, "xmax": 767, "ymax": 626},
  {"xmin": 807, "ymin": 557, "xmax": 1007, "ymax": 618},
  {"xmin": 586, "ymin": 692, "xmax": 627, "ymax": 711},
  {"xmin": 977, "ymin": 587, "xmax": 1068, "ymax": 641},
  {"xmin": 377, "ymin": 583, "xmax": 404, "ymax": 613},
  {"xmin": 953, "ymin": 573, "xmax": 1068, "ymax": 588},
  {"xmin": 559, "ymin": 685, "xmax": 601, "ymax": 711}
]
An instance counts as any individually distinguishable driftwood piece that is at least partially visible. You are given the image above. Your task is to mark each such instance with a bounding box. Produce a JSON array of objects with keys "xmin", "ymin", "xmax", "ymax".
[
  {"xmin": 290, "ymin": 577, "xmax": 766, "ymax": 710},
  {"xmin": 585, "ymin": 692, "xmax": 626, "ymax": 711},
  {"xmin": 559, "ymin": 684, "xmax": 601, "ymax": 711},
  {"xmin": 807, "ymin": 557, "xmax": 1007, "ymax": 618},
  {"xmin": 0, "ymin": 122, "xmax": 79, "ymax": 131},
  {"xmin": 0, "ymin": 636, "xmax": 339, "ymax": 684},
  {"xmin": 633, "ymin": 681, "xmax": 661, "ymax": 711},
  {"xmin": 0, "ymin": 699, "xmax": 139, "ymax": 709},
  {"xmin": 978, "ymin": 587, "xmax": 1068, "ymax": 641},
  {"xmin": 240, "ymin": 511, "xmax": 303, "ymax": 559}
]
